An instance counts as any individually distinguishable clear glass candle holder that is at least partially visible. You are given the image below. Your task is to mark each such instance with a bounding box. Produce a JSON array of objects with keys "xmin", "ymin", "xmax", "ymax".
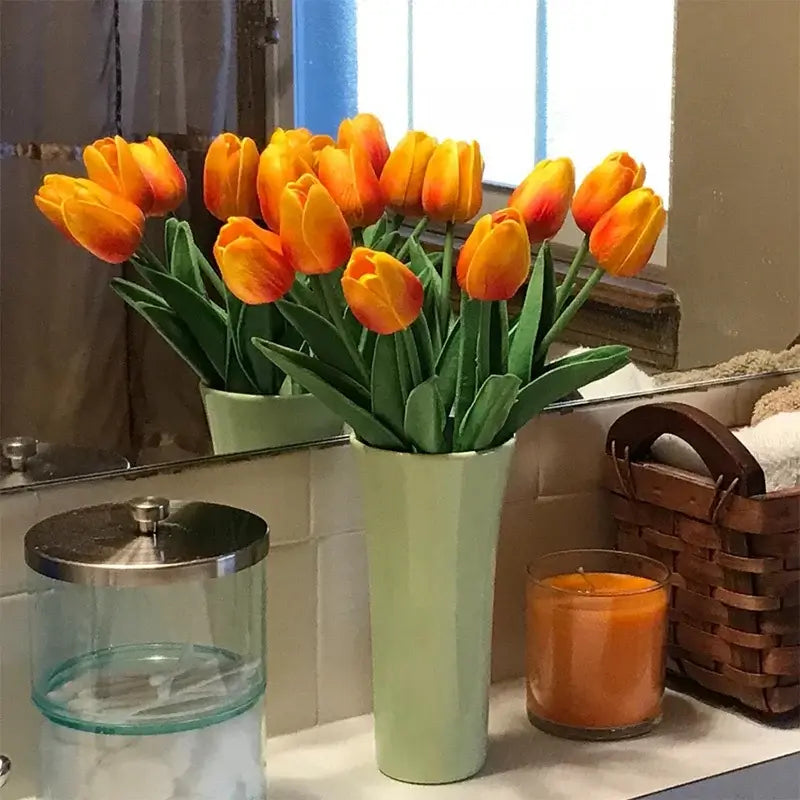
[{"xmin": 526, "ymin": 549, "xmax": 670, "ymax": 741}]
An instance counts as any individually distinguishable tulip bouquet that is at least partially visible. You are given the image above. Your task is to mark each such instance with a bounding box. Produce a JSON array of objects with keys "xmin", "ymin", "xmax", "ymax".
[{"xmin": 35, "ymin": 114, "xmax": 665, "ymax": 453}]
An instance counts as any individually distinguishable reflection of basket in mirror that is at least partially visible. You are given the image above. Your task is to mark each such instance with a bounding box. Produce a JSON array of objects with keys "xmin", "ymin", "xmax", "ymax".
[{"xmin": 200, "ymin": 385, "xmax": 344, "ymax": 456}]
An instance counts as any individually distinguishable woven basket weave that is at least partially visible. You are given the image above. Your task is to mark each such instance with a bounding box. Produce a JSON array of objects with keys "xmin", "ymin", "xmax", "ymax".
[{"xmin": 604, "ymin": 402, "xmax": 799, "ymax": 715}]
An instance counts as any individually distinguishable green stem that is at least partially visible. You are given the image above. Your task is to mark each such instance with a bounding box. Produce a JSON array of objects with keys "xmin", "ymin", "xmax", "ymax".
[
  {"xmin": 476, "ymin": 301, "xmax": 492, "ymax": 389},
  {"xmin": 534, "ymin": 268, "xmax": 604, "ymax": 363},
  {"xmin": 555, "ymin": 235, "xmax": 589, "ymax": 314},
  {"xmin": 400, "ymin": 327, "xmax": 423, "ymax": 387},
  {"xmin": 498, "ymin": 300, "xmax": 509, "ymax": 374},
  {"xmin": 314, "ymin": 273, "xmax": 370, "ymax": 385},
  {"xmin": 439, "ymin": 221, "xmax": 456, "ymax": 332},
  {"xmin": 138, "ymin": 240, "xmax": 167, "ymax": 271},
  {"xmin": 395, "ymin": 216, "xmax": 429, "ymax": 262},
  {"xmin": 353, "ymin": 227, "xmax": 365, "ymax": 247}
]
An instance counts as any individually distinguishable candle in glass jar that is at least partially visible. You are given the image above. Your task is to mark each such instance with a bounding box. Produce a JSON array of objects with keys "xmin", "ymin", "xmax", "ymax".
[{"xmin": 526, "ymin": 551, "xmax": 669, "ymax": 739}]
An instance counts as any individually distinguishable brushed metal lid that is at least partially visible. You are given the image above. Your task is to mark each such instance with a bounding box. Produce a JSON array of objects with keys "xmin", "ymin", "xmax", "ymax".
[
  {"xmin": 24, "ymin": 497, "xmax": 269, "ymax": 586},
  {"xmin": 0, "ymin": 437, "xmax": 130, "ymax": 489}
]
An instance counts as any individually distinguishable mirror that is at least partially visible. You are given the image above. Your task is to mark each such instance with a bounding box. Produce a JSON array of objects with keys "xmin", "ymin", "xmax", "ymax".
[{"xmin": 2, "ymin": 0, "xmax": 798, "ymax": 489}]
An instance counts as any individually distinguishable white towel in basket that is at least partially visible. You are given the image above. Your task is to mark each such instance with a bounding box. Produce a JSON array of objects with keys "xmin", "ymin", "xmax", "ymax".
[{"xmin": 651, "ymin": 411, "xmax": 800, "ymax": 493}]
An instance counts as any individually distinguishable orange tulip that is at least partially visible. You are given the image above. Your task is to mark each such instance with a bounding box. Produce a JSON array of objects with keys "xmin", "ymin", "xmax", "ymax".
[
  {"xmin": 317, "ymin": 144, "xmax": 385, "ymax": 228},
  {"xmin": 125, "ymin": 136, "xmax": 186, "ymax": 216},
  {"xmin": 83, "ymin": 136, "xmax": 154, "ymax": 214},
  {"xmin": 257, "ymin": 140, "xmax": 314, "ymax": 232},
  {"xmin": 572, "ymin": 152, "xmax": 646, "ymax": 234},
  {"xmin": 589, "ymin": 188, "xmax": 666, "ymax": 277},
  {"xmin": 341, "ymin": 247, "xmax": 423, "ymax": 334},
  {"xmin": 279, "ymin": 174, "xmax": 352, "ymax": 275},
  {"xmin": 270, "ymin": 127, "xmax": 313, "ymax": 149},
  {"xmin": 380, "ymin": 131, "xmax": 437, "ymax": 217},
  {"xmin": 203, "ymin": 133, "xmax": 260, "ymax": 221},
  {"xmin": 213, "ymin": 217, "xmax": 295, "ymax": 304},
  {"xmin": 421, "ymin": 139, "xmax": 483, "ymax": 223},
  {"xmin": 509, "ymin": 157, "xmax": 574, "ymax": 243},
  {"xmin": 456, "ymin": 207, "xmax": 531, "ymax": 301},
  {"xmin": 337, "ymin": 113, "xmax": 390, "ymax": 177},
  {"xmin": 34, "ymin": 175, "xmax": 145, "ymax": 263}
]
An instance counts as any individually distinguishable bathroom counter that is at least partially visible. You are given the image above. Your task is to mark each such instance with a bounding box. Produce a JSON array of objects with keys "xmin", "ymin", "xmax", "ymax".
[{"xmin": 267, "ymin": 679, "xmax": 800, "ymax": 800}]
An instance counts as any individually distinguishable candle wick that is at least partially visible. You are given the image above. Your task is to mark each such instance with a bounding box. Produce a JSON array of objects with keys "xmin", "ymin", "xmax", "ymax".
[{"xmin": 577, "ymin": 567, "xmax": 595, "ymax": 593}]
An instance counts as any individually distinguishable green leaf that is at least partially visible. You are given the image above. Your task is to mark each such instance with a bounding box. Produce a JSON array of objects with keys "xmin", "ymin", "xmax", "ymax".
[
  {"xmin": 370, "ymin": 335, "xmax": 406, "ymax": 438},
  {"xmin": 343, "ymin": 308, "xmax": 364, "ymax": 349},
  {"xmin": 374, "ymin": 230, "xmax": 399, "ymax": 253},
  {"xmin": 411, "ymin": 314, "xmax": 435, "ymax": 378},
  {"xmin": 531, "ymin": 244, "xmax": 557, "ymax": 375},
  {"xmin": 239, "ymin": 302, "xmax": 285, "ymax": 394},
  {"xmin": 363, "ymin": 215, "xmax": 387, "ymax": 248},
  {"xmin": 456, "ymin": 374, "xmax": 521, "ymax": 451},
  {"xmin": 109, "ymin": 284, "xmax": 219, "ymax": 386},
  {"xmin": 508, "ymin": 243, "xmax": 553, "ymax": 383},
  {"xmin": 360, "ymin": 328, "xmax": 378, "ymax": 369},
  {"xmin": 164, "ymin": 217, "xmax": 180, "ymax": 262},
  {"xmin": 109, "ymin": 277, "xmax": 168, "ymax": 309},
  {"xmin": 252, "ymin": 339, "xmax": 403, "ymax": 450},
  {"xmin": 434, "ymin": 316, "xmax": 461, "ymax": 412},
  {"xmin": 499, "ymin": 346, "xmax": 631, "ymax": 440},
  {"xmin": 454, "ymin": 294, "xmax": 481, "ymax": 430},
  {"xmin": 169, "ymin": 221, "xmax": 205, "ymax": 296},
  {"xmin": 404, "ymin": 377, "xmax": 446, "ymax": 453},
  {"xmin": 490, "ymin": 300, "xmax": 509, "ymax": 375},
  {"xmin": 395, "ymin": 328, "xmax": 412, "ymax": 404},
  {"xmin": 224, "ymin": 291, "xmax": 259, "ymax": 394},
  {"xmin": 475, "ymin": 300, "xmax": 492, "ymax": 388},
  {"xmin": 135, "ymin": 265, "xmax": 228, "ymax": 378},
  {"xmin": 407, "ymin": 238, "xmax": 443, "ymax": 351},
  {"xmin": 276, "ymin": 299, "xmax": 367, "ymax": 387}
]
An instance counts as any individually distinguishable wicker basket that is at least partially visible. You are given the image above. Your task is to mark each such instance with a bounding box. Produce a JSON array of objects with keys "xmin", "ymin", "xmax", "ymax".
[{"xmin": 604, "ymin": 402, "xmax": 800, "ymax": 715}]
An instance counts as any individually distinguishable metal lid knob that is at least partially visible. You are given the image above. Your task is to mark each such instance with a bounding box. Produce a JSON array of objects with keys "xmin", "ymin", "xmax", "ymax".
[
  {"xmin": 129, "ymin": 497, "xmax": 170, "ymax": 534},
  {"xmin": 1, "ymin": 437, "xmax": 38, "ymax": 471},
  {"xmin": 0, "ymin": 754, "xmax": 10, "ymax": 788}
]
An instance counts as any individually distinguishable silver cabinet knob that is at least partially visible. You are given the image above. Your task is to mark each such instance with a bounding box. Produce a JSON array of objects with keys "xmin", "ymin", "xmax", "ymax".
[
  {"xmin": 129, "ymin": 497, "xmax": 171, "ymax": 534},
  {"xmin": 1, "ymin": 437, "xmax": 37, "ymax": 471},
  {"xmin": 0, "ymin": 754, "xmax": 10, "ymax": 788}
]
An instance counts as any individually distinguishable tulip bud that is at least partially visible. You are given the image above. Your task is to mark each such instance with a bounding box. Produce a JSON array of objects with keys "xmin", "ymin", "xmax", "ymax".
[
  {"xmin": 337, "ymin": 113, "xmax": 390, "ymax": 177},
  {"xmin": 379, "ymin": 131, "xmax": 437, "ymax": 218},
  {"xmin": 279, "ymin": 174, "xmax": 352, "ymax": 275},
  {"xmin": 589, "ymin": 188, "xmax": 666, "ymax": 277},
  {"xmin": 127, "ymin": 136, "xmax": 187, "ymax": 216},
  {"xmin": 257, "ymin": 140, "xmax": 314, "ymax": 232},
  {"xmin": 83, "ymin": 136, "xmax": 155, "ymax": 214},
  {"xmin": 572, "ymin": 152, "xmax": 646, "ymax": 234},
  {"xmin": 421, "ymin": 139, "xmax": 483, "ymax": 223},
  {"xmin": 203, "ymin": 133, "xmax": 260, "ymax": 221},
  {"xmin": 341, "ymin": 247, "xmax": 424, "ymax": 334},
  {"xmin": 213, "ymin": 217, "xmax": 295, "ymax": 304},
  {"xmin": 456, "ymin": 208, "xmax": 531, "ymax": 301},
  {"xmin": 509, "ymin": 157, "xmax": 574, "ymax": 243},
  {"xmin": 34, "ymin": 175, "xmax": 145, "ymax": 263},
  {"xmin": 317, "ymin": 144, "xmax": 385, "ymax": 228}
]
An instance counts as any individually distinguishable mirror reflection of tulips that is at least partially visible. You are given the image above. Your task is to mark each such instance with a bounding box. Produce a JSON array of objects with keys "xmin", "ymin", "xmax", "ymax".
[{"xmin": 34, "ymin": 119, "xmax": 666, "ymax": 450}]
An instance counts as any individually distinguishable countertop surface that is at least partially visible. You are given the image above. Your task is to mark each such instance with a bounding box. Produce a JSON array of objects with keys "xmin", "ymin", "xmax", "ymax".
[{"xmin": 267, "ymin": 680, "xmax": 800, "ymax": 800}]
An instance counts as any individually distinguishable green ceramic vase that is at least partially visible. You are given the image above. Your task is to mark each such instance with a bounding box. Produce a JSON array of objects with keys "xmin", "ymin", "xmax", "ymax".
[
  {"xmin": 200, "ymin": 386, "xmax": 344, "ymax": 455},
  {"xmin": 351, "ymin": 436, "xmax": 516, "ymax": 784}
]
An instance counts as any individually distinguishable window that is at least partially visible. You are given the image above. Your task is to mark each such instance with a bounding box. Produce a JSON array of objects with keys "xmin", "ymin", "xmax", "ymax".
[{"xmin": 294, "ymin": 0, "xmax": 675, "ymax": 264}]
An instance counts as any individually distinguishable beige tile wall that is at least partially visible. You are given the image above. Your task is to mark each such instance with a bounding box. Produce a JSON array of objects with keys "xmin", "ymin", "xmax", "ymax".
[{"xmin": 0, "ymin": 374, "xmax": 795, "ymax": 798}]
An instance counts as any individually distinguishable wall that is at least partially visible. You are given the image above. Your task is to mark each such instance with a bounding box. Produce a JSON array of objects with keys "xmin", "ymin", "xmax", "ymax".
[
  {"xmin": 669, "ymin": 0, "xmax": 800, "ymax": 367},
  {"xmin": 0, "ymin": 373, "xmax": 795, "ymax": 798}
]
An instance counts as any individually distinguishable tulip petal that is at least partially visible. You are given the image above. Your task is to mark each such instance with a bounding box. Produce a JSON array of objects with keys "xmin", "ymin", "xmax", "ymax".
[
  {"xmin": 421, "ymin": 139, "xmax": 459, "ymax": 222},
  {"xmin": 465, "ymin": 218, "xmax": 531, "ymax": 301},
  {"xmin": 342, "ymin": 275, "xmax": 403, "ymax": 335},
  {"xmin": 236, "ymin": 137, "xmax": 261, "ymax": 219},
  {"xmin": 301, "ymin": 184, "xmax": 353, "ymax": 273},
  {"xmin": 34, "ymin": 194, "xmax": 76, "ymax": 244},
  {"xmin": 279, "ymin": 185, "xmax": 319, "ymax": 273},
  {"xmin": 130, "ymin": 137, "xmax": 187, "ymax": 216},
  {"xmin": 219, "ymin": 237, "xmax": 294, "ymax": 304},
  {"xmin": 204, "ymin": 134, "xmax": 235, "ymax": 220},
  {"xmin": 373, "ymin": 254, "xmax": 423, "ymax": 328},
  {"xmin": 61, "ymin": 198, "xmax": 144, "ymax": 263},
  {"xmin": 456, "ymin": 213, "xmax": 492, "ymax": 289},
  {"xmin": 82, "ymin": 145, "xmax": 122, "ymax": 196}
]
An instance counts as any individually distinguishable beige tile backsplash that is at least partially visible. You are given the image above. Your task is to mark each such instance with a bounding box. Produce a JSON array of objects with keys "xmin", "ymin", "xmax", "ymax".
[{"xmin": 0, "ymin": 375, "xmax": 793, "ymax": 797}]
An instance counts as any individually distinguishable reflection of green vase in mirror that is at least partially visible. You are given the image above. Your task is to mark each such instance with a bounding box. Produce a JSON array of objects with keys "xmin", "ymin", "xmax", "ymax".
[{"xmin": 200, "ymin": 385, "xmax": 344, "ymax": 455}]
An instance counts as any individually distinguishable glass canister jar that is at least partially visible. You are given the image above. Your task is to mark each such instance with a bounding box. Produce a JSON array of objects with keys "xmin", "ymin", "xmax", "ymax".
[{"xmin": 25, "ymin": 497, "xmax": 269, "ymax": 800}]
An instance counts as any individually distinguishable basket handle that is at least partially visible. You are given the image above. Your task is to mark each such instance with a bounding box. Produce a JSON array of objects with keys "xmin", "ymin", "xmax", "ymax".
[{"xmin": 605, "ymin": 402, "xmax": 766, "ymax": 497}]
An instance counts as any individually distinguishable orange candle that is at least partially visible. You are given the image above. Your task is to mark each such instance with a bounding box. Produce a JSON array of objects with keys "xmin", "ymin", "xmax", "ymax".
[{"xmin": 526, "ymin": 550, "xmax": 669, "ymax": 739}]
